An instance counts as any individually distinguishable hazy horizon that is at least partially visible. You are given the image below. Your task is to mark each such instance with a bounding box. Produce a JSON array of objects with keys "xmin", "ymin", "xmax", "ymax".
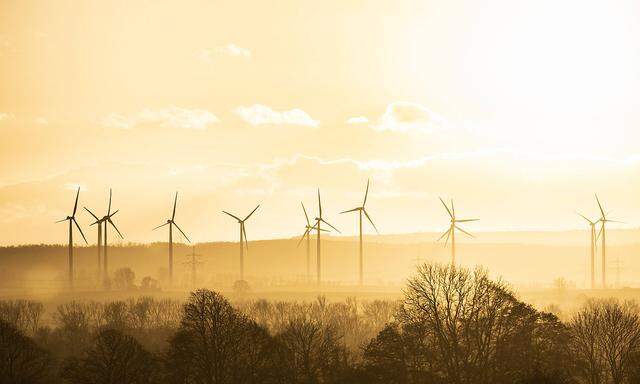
[{"xmin": 1, "ymin": 0, "xmax": 640, "ymax": 246}]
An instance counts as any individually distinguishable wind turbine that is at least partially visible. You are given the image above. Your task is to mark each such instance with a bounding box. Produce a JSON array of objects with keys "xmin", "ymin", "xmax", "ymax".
[
  {"xmin": 222, "ymin": 204, "xmax": 259, "ymax": 282},
  {"xmin": 97, "ymin": 189, "xmax": 123, "ymax": 283},
  {"xmin": 314, "ymin": 189, "xmax": 340, "ymax": 286},
  {"xmin": 437, "ymin": 197, "xmax": 478, "ymax": 265},
  {"xmin": 83, "ymin": 207, "xmax": 105, "ymax": 282},
  {"xmin": 297, "ymin": 202, "xmax": 327, "ymax": 283},
  {"xmin": 84, "ymin": 189, "xmax": 119, "ymax": 283},
  {"xmin": 577, "ymin": 212, "xmax": 599, "ymax": 289},
  {"xmin": 153, "ymin": 192, "xmax": 190, "ymax": 285},
  {"xmin": 340, "ymin": 179, "xmax": 378, "ymax": 286},
  {"xmin": 595, "ymin": 195, "xmax": 622, "ymax": 288},
  {"xmin": 56, "ymin": 187, "xmax": 87, "ymax": 288}
]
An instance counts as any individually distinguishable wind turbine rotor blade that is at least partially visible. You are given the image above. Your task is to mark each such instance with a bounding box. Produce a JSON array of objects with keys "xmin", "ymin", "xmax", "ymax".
[
  {"xmin": 363, "ymin": 179, "xmax": 370, "ymax": 207},
  {"xmin": 301, "ymin": 202, "xmax": 310, "ymax": 226},
  {"xmin": 444, "ymin": 227, "xmax": 452, "ymax": 247},
  {"xmin": 108, "ymin": 188, "xmax": 112, "ymax": 216},
  {"xmin": 437, "ymin": 229, "xmax": 450, "ymax": 242},
  {"xmin": 108, "ymin": 219, "xmax": 124, "ymax": 239},
  {"xmin": 455, "ymin": 225, "xmax": 475, "ymax": 238},
  {"xmin": 172, "ymin": 192, "xmax": 178, "ymax": 221},
  {"xmin": 242, "ymin": 224, "xmax": 248, "ymax": 251},
  {"xmin": 152, "ymin": 222, "xmax": 170, "ymax": 231},
  {"xmin": 84, "ymin": 207, "xmax": 99, "ymax": 221},
  {"xmin": 173, "ymin": 222, "xmax": 191, "ymax": 243},
  {"xmin": 73, "ymin": 187, "xmax": 80, "ymax": 216},
  {"xmin": 455, "ymin": 218, "xmax": 479, "ymax": 223},
  {"xmin": 317, "ymin": 189, "xmax": 322, "ymax": 217},
  {"xmin": 607, "ymin": 219, "xmax": 625, "ymax": 224},
  {"xmin": 595, "ymin": 194, "xmax": 605, "ymax": 218},
  {"xmin": 244, "ymin": 204, "xmax": 260, "ymax": 221},
  {"xmin": 363, "ymin": 209, "xmax": 379, "ymax": 234},
  {"xmin": 596, "ymin": 224, "xmax": 603, "ymax": 241},
  {"xmin": 576, "ymin": 212, "xmax": 593, "ymax": 224},
  {"xmin": 73, "ymin": 218, "xmax": 88, "ymax": 244},
  {"xmin": 55, "ymin": 218, "xmax": 68, "ymax": 223},
  {"xmin": 439, "ymin": 197, "xmax": 453, "ymax": 219},
  {"xmin": 320, "ymin": 218, "xmax": 340, "ymax": 233},
  {"xmin": 310, "ymin": 224, "xmax": 329, "ymax": 232},
  {"xmin": 297, "ymin": 228, "xmax": 311, "ymax": 247},
  {"xmin": 451, "ymin": 199, "xmax": 455, "ymax": 219},
  {"xmin": 108, "ymin": 210, "xmax": 119, "ymax": 218},
  {"xmin": 222, "ymin": 211, "xmax": 241, "ymax": 221},
  {"xmin": 340, "ymin": 207, "xmax": 360, "ymax": 214}
]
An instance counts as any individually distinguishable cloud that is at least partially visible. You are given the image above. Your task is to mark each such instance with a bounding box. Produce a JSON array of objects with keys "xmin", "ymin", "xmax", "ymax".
[
  {"xmin": 217, "ymin": 43, "xmax": 251, "ymax": 57},
  {"xmin": 34, "ymin": 117, "xmax": 48, "ymax": 125},
  {"xmin": 346, "ymin": 116, "xmax": 369, "ymax": 124},
  {"xmin": 101, "ymin": 113, "xmax": 133, "ymax": 129},
  {"xmin": 234, "ymin": 104, "xmax": 319, "ymax": 128},
  {"xmin": 0, "ymin": 112, "xmax": 11, "ymax": 122},
  {"xmin": 101, "ymin": 107, "xmax": 219, "ymax": 130},
  {"xmin": 196, "ymin": 43, "xmax": 251, "ymax": 63},
  {"xmin": 373, "ymin": 101, "xmax": 445, "ymax": 133},
  {"xmin": 62, "ymin": 182, "xmax": 87, "ymax": 192}
]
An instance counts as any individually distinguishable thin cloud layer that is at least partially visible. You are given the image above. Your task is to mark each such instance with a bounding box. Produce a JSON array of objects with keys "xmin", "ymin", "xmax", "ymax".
[
  {"xmin": 374, "ymin": 101, "xmax": 444, "ymax": 133},
  {"xmin": 347, "ymin": 116, "xmax": 369, "ymax": 124},
  {"xmin": 234, "ymin": 104, "xmax": 319, "ymax": 128},
  {"xmin": 101, "ymin": 107, "xmax": 219, "ymax": 130},
  {"xmin": 196, "ymin": 43, "xmax": 251, "ymax": 63}
]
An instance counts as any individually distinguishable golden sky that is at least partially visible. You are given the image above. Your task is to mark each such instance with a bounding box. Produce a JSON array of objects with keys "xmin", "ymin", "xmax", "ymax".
[{"xmin": 0, "ymin": 0, "xmax": 639, "ymax": 245}]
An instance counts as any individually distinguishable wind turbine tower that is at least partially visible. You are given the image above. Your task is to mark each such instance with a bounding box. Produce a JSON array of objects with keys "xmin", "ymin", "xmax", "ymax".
[
  {"xmin": 153, "ymin": 192, "xmax": 190, "ymax": 285},
  {"xmin": 437, "ymin": 197, "xmax": 478, "ymax": 265},
  {"xmin": 298, "ymin": 202, "xmax": 326, "ymax": 283},
  {"xmin": 56, "ymin": 187, "xmax": 87, "ymax": 288},
  {"xmin": 340, "ymin": 179, "xmax": 379, "ymax": 286},
  {"xmin": 222, "ymin": 204, "xmax": 259, "ymax": 282},
  {"xmin": 314, "ymin": 189, "xmax": 340, "ymax": 285},
  {"xmin": 577, "ymin": 212, "xmax": 599, "ymax": 289},
  {"xmin": 595, "ymin": 194, "xmax": 621, "ymax": 288}
]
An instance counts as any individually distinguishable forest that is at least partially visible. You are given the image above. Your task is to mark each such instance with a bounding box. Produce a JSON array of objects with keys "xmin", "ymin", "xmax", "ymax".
[{"xmin": 2, "ymin": 263, "xmax": 640, "ymax": 384}]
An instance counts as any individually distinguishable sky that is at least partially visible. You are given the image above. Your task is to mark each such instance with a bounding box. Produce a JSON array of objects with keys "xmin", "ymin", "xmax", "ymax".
[{"xmin": 0, "ymin": 0, "xmax": 639, "ymax": 245}]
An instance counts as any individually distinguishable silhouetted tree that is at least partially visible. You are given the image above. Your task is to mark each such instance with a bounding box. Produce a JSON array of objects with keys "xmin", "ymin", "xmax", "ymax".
[
  {"xmin": 361, "ymin": 324, "xmax": 409, "ymax": 384},
  {"xmin": 165, "ymin": 289, "xmax": 286, "ymax": 384},
  {"xmin": 277, "ymin": 316, "xmax": 350, "ymax": 383},
  {"xmin": 113, "ymin": 267, "xmax": 136, "ymax": 290},
  {"xmin": 61, "ymin": 328, "xmax": 158, "ymax": 384},
  {"xmin": 363, "ymin": 263, "xmax": 573, "ymax": 384},
  {"xmin": 570, "ymin": 299, "xmax": 640, "ymax": 384},
  {"xmin": 0, "ymin": 320, "xmax": 53, "ymax": 384}
]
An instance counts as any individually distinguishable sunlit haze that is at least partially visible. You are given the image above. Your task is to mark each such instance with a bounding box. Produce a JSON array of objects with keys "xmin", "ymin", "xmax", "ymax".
[{"xmin": 1, "ymin": 1, "xmax": 639, "ymax": 246}]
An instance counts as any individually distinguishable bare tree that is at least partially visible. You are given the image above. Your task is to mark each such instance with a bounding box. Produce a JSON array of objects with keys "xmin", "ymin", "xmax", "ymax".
[
  {"xmin": 165, "ymin": 289, "xmax": 285, "ymax": 384},
  {"xmin": 61, "ymin": 328, "xmax": 158, "ymax": 384},
  {"xmin": 571, "ymin": 299, "xmax": 640, "ymax": 384},
  {"xmin": 0, "ymin": 320, "xmax": 53, "ymax": 384},
  {"xmin": 277, "ymin": 316, "xmax": 347, "ymax": 383},
  {"xmin": 113, "ymin": 267, "xmax": 136, "ymax": 290},
  {"xmin": 394, "ymin": 263, "xmax": 571, "ymax": 384}
]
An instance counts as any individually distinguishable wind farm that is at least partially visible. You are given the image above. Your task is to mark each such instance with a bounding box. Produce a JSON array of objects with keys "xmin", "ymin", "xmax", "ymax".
[
  {"xmin": 3, "ymin": 1, "xmax": 640, "ymax": 381},
  {"xmin": 6, "ymin": 185, "xmax": 627, "ymax": 293}
]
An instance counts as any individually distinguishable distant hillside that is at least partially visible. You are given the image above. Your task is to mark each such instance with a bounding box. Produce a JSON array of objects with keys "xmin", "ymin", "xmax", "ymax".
[{"xmin": 1, "ymin": 230, "xmax": 639, "ymax": 290}]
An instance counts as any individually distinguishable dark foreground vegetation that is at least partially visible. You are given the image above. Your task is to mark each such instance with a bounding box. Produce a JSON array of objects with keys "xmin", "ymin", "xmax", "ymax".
[{"xmin": 2, "ymin": 264, "xmax": 640, "ymax": 383}]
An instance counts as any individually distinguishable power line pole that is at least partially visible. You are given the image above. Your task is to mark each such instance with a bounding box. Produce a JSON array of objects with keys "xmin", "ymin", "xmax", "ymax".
[
  {"xmin": 184, "ymin": 246, "xmax": 203, "ymax": 288},
  {"xmin": 614, "ymin": 255, "xmax": 622, "ymax": 288}
]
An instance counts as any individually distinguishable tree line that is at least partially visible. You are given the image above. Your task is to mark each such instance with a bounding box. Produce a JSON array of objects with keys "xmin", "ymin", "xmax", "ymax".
[{"xmin": 2, "ymin": 263, "xmax": 640, "ymax": 383}]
